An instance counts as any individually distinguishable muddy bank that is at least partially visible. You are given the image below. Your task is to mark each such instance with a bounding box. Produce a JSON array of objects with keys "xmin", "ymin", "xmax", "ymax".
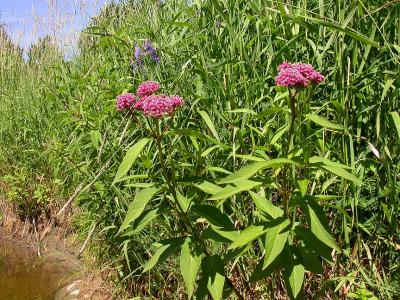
[
  {"xmin": 0, "ymin": 236, "xmax": 77, "ymax": 299},
  {"xmin": 0, "ymin": 196, "xmax": 113, "ymax": 300}
]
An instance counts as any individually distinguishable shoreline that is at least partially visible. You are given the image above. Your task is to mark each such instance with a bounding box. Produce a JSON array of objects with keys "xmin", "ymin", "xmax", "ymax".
[{"xmin": 0, "ymin": 196, "xmax": 114, "ymax": 300}]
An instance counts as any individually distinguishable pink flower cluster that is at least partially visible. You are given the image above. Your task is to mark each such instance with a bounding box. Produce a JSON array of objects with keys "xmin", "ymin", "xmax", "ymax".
[
  {"xmin": 134, "ymin": 95, "xmax": 182, "ymax": 118},
  {"xmin": 136, "ymin": 81, "xmax": 160, "ymax": 97},
  {"xmin": 275, "ymin": 62, "xmax": 324, "ymax": 88},
  {"xmin": 115, "ymin": 81, "xmax": 184, "ymax": 118},
  {"xmin": 116, "ymin": 93, "xmax": 136, "ymax": 111}
]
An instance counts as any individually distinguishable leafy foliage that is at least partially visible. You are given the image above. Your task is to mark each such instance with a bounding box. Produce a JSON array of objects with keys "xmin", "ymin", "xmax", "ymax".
[{"xmin": 1, "ymin": 0, "xmax": 399, "ymax": 299}]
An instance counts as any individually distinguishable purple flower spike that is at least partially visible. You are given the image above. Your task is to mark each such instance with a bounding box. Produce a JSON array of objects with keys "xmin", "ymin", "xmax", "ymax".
[
  {"xmin": 144, "ymin": 40, "xmax": 160, "ymax": 63},
  {"xmin": 134, "ymin": 44, "xmax": 143, "ymax": 66}
]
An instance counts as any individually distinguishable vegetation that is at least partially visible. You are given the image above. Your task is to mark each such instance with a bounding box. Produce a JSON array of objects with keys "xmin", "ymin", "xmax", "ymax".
[{"xmin": 1, "ymin": 0, "xmax": 399, "ymax": 299}]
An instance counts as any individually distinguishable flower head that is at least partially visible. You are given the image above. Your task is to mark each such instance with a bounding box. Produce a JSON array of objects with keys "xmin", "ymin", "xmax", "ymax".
[
  {"xmin": 134, "ymin": 94, "xmax": 185, "ymax": 118},
  {"xmin": 275, "ymin": 62, "xmax": 324, "ymax": 87},
  {"xmin": 135, "ymin": 95, "xmax": 170, "ymax": 118},
  {"xmin": 116, "ymin": 93, "xmax": 136, "ymax": 111},
  {"xmin": 144, "ymin": 40, "xmax": 160, "ymax": 63},
  {"xmin": 117, "ymin": 81, "xmax": 184, "ymax": 117},
  {"xmin": 136, "ymin": 81, "xmax": 161, "ymax": 97},
  {"xmin": 168, "ymin": 95, "xmax": 185, "ymax": 108},
  {"xmin": 134, "ymin": 44, "xmax": 143, "ymax": 66}
]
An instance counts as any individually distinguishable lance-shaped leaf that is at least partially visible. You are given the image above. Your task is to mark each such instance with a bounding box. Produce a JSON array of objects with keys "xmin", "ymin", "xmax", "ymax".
[
  {"xmin": 122, "ymin": 206, "xmax": 167, "ymax": 237},
  {"xmin": 228, "ymin": 224, "xmax": 268, "ymax": 249},
  {"xmin": 142, "ymin": 238, "xmax": 185, "ymax": 272},
  {"xmin": 192, "ymin": 204, "xmax": 235, "ymax": 229},
  {"xmin": 305, "ymin": 199, "xmax": 339, "ymax": 251},
  {"xmin": 309, "ymin": 157, "xmax": 361, "ymax": 186},
  {"xmin": 194, "ymin": 181, "xmax": 223, "ymax": 194},
  {"xmin": 263, "ymin": 218, "xmax": 290, "ymax": 269},
  {"xmin": 283, "ymin": 255, "xmax": 305, "ymax": 299},
  {"xmin": 180, "ymin": 238, "xmax": 202, "ymax": 299},
  {"xmin": 209, "ymin": 180, "xmax": 261, "ymax": 201},
  {"xmin": 390, "ymin": 112, "xmax": 400, "ymax": 140},
  {"xmin": 176, "ymin": 191, "xmax": 191, "ymax": 212},
  {"xmin": 249, "ymin": 191, "xmax": 283, "ymax": 219},
  {"xmin": 320, "ymin": 165, "xmax": 362, "ymax": 186},
  {"xmin": 305, "ymin": 114, "xmax": 344, "ymax": 130},
  {"xmin": 199, "ymin": 110, "xmax": 220, "ymax": 141},
  {"xmin": 119, "ymin": 187, "xmax": 161, "ymax": 233},
  {"xmin": 113, "ymin": 138, "xmax": 150, "ymax": 184},
  {"xmin": 204, "ymin": 255, "xmax": 225, "ymax": 300},
  {"xmin": 294, "ymin": 226, "xmax": 332, "ymax": 261},
  {"xmin": 218, "ymin": 158, "xmax": 293, "ymax": 184}
]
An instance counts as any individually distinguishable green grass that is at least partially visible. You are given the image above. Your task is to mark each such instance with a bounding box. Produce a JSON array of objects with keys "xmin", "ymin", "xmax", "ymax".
[{"xmin": 1, "ymin": 0, "xmax": 399, "ymax": 299}]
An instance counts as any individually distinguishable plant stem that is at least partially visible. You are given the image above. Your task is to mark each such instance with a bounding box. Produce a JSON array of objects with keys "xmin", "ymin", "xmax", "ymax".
[
  {"xmin": 153, "ymin": 121, "xmax": 245, "ymax": 300},
  {"xmin": 282, "ymin": 89, "xmax": 297, "ymax": 216}
]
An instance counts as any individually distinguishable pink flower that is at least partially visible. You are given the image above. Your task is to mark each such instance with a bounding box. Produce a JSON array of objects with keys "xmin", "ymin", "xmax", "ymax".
[
  {"xmin": 136, "ymin": 81, "xmax": 160, "ymax": 97},
  {"xmin": 275, "ymin": 62, "xmax": 324, "ymax": 87},
  {"xmin": 135, "ymin": 95, "xmax": 184, "ymax": 118},
  {"xmin": 275, "ymin": 68, "xmax": 309, "ymax": 87},
  {"xmin": 116, "ymin": 93, "xmax": 136, "ymax": 111},
  {"xmin": 168, "ymin": 95, "xmax": 185, "ymax": 108}
]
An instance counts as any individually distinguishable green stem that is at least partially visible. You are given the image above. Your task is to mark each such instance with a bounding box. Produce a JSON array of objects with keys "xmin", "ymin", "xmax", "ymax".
[
  {"xmin": 153, "ymin": 121, "xmax": 245, "ymax": 300},
  {"xmin": 282, "ymin": 89, "xmax": 297, "ymax": 216}
]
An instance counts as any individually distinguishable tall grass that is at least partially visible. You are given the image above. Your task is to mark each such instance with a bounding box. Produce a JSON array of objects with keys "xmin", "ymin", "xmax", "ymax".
[{"xmin": 1, "ymin": 0, "xmax": 399, "ymax": 298}]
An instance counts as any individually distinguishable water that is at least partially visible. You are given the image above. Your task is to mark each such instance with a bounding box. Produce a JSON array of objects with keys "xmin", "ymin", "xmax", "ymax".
[{"xmin": 0, "ymin": 238, "xmax": 73, "ymax": 300}]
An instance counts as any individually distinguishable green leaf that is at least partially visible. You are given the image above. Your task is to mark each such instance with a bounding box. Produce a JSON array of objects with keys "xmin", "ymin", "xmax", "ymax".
[
  {"xmin": 122, "ymin": 206, "xmax": 166, "ymax": 236},
  {"xmin": 297, "ymin": 179, "xmax": 308, "ymax": 197},
  {"xmin": 211, "ymin": 228, "xmax": 238, "ymax": 242},
  {"xmin": 180, "ymin": 238, "xmax": 202, "ymax": 299},
  {"xmin": 142, "ymin": 238, "xmax": 185, "ymax": 272},
  {"xmin": 282, "ymin": 247, "xmax": 306, "ymax": 299},
  {"xmin": 113, "ymin": 138, "xmax": 150, "ymax": 184},
  {"xmin": 294, "ymin": 226, "xmax": 332, "ymax": 261},
  {"xmin": 285, "ymin": 260, "xmax": 305, "ymax": 299},
  {"xmin": 228, "ymin": 224, "xmax": 268, "ymax": 249},
  {"xmin": 194, "ymin": 181, "xmax": 223, "ymax": 194},
  {"xmin": 169, "ymin": 129, "xmax": 229, "ymax": 149},
  {"xmin": 176, "ymin": 192, "xmax": 191, "ymax": 212},
  {"xmin": 204, "ymin": 255, "xmax": 225, "ymax": 300},
  {"xmin": 231, "ymin": 154, "xmax": 265, "ymax": 162},
  {"xmin": 219, "ymin": 158, "xmax": 293, "ymax": 184},
  {"xmin": 270, "ymin": 125, "xmax": 288, "ymax": 146},
  {"xmin": 249, "ymin": 254, "xmax": 282, "ymax": 283},
  {"xmin": 209, "ymin": 180, "xmax": 262, "ymax": 200},
  {"xmin": 226, "ymin": 108, "xmax": 256, "ymax": 115},
  {"xmin": 320, "ymin": 164, "xmax": 361, "ymax": 186},
  {"xmin": 119, "ymin": 187, "xmax": 161, "ymax": 233},
  {"xmin": 206, "ymin": 167, "xmax": 232, "ymax": 175},
  {"xmin": 249, "ymin": 191, "xmax": 283, "ymax": 219},
  {"xmin": 390, "ymin": 112, "xmax": 400, "ymax": 140},
  {"xmin": 297, "ymin": 15, "xmax": 380, "ymax": 48},
  {"xmin": 199, "ymin": 110, "xmax": 220, "ymax": 141},
  {"xmin": 298, "ymin": 247, "xmax": 323, "ymax": 274},
  {"xmin": 306, "ymin": 114, "xmax": 344, "ymax": 130},
  {"xmin": 201, "ymin": 227, "xmax": 236, "ymax": 243},
  {"xmin": 309, "ymin": 156, "xmax": 351, "ymax": 169},
  {"xmin": 89, "ymin": 130, "xmax": 102, "ymax": 150},
  {"xmin": 201, "ymin": 145, "xmax": 220, "ymax": 157},
  {"xmin": 263, "ymin": 218, "xmax": 290, "ymax": 269},
  {"xmin": 191, "ymin": 204, "xmax": 235, "ymax": 229},
  {"xmin": 306, "ymin": 199, "xmax": 339, "ymax": 251}
]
